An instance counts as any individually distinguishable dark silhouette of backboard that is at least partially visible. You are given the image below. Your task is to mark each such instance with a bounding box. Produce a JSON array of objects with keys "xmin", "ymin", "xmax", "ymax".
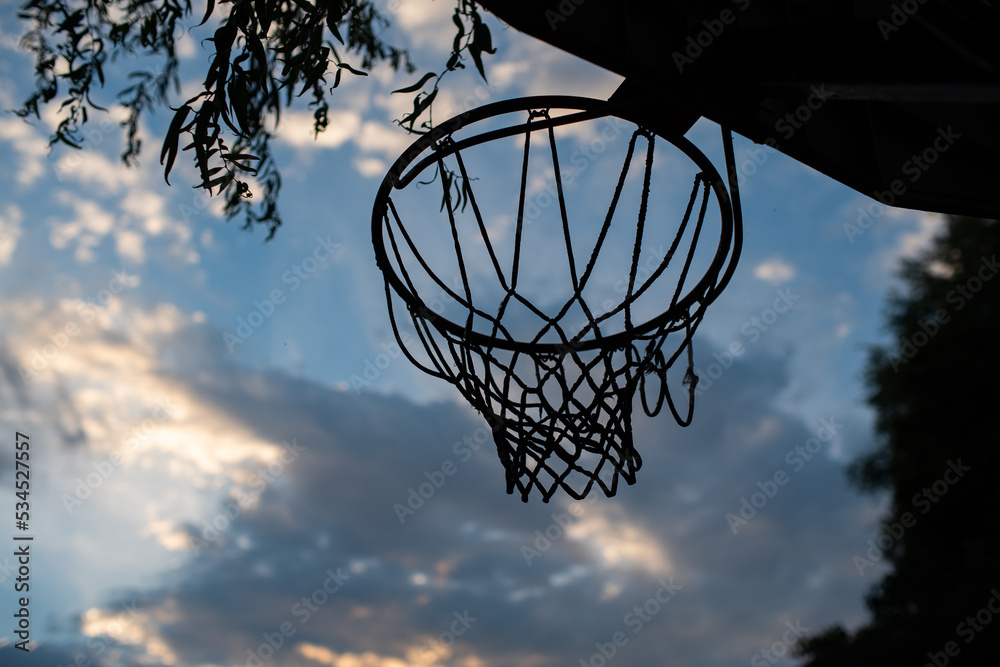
[{"xmin": 478, "ymin": 0, "xmax": 1000, "ymax": 219}]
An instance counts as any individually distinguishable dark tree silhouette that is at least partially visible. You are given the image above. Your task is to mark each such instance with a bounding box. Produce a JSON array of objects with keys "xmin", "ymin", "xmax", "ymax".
[
  {"xmin": 798, "ymin": 216, "xmax": 1000, "ymax": 666},
  {"xmin": 13, "ymin": 0, "xmax": 495, "ymax": 238}
]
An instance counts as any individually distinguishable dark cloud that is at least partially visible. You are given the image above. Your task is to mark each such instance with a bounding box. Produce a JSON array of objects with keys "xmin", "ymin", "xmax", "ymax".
[
  {"xmin": 0, "ymin": 643, "xmax": 85, "ymax": 667},
  {"xmin": 39, "ymin": 325, "xmax": 878, "ymax": 667}
]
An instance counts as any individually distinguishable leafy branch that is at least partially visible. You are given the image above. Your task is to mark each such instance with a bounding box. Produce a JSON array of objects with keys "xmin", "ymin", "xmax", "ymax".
[
  {"xmin": 14, "ymin": 0, "xmax": 494, "ymax": 239},
  {"xmin": 392, "ymin": 0, "xmax": 495, "ymax": 133}
]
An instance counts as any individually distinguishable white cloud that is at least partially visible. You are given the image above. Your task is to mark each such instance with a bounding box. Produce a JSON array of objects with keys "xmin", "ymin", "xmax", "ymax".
[
  {"xmin": 120, "ymin": 188, "xmax": 195, "ymax": 260},
  {"xmin": 564, "ymin": 502, "xmax": 673, "ymax": 574},
  {"xmin": 176, "ymin": 31, "xmax": 196, "ymax": 59},
  {"xmin": 355, "ymin": 156, "xmax": 388, "ymax": 178},
  {"xmin": 121, "ymin": 189, "xmax": 167, "ymax": 220},
  {"xmin": 0, "ymin": 203, "xmax": 23, "ymax": 265},
  {"xmin": 41, "ymin": 181, "xmax": 204, "ymax": 266},
  {"xmin": 297, "ymin": 642, "xmax": 412, "ymax": 667},
  {"xmin": 0, "ymin": 116, "xmax": 49, "ymax": 185},
  {"xmin": 490, "ymin": 60, "xmax": 532, "ymax": 90},
  {"xmin": 498, "ymin": 35, "xmax": 623, "ymax": 100},
  {"xmin": 868, "ymin": 210, "xmax": 947, "ymax": 288},
  {"xmin": 4, "ymin": 293, "xmax": 295, "ymax": 562},
  {"xmin": 356, "ymin": 120, "xmax": 413, "ymax": 157},
  {"xmin": 390, "ymin": 0, "xmax": 457, "ymax": 53},
  {"xmin": 753, "ymin": 258, "xmax": 796, "ymax": 284},
  {"xmin": 277, "ymin": 110, "xmax": 362, "ymax": 149},
  {"xmin": 927, "ymin": 259, "xmax": 955, "ymax": 279},
  {"xmin": 894, "ymin": 210, "xmax": 945, "ymax": 261},
  {"xmin": 55, "ymin": 149, "xmax": 140, "ymax": 192},
  {"xmin": 78, "ymin": 200, "xmax": 116, "ymax": 235},
  {"xmin": 115, "ymin": 228, "xmax": 146, "ymax": 264},
  {"xmin": 81, "ymin": 603, "xmax": 179, "ymax": 665},
  {"xmin": 48, "ymin": 199, "xmax": 117, "ymax": 263}
]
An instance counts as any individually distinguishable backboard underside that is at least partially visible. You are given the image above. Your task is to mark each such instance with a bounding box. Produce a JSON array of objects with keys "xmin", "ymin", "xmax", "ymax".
[{"xmin": 479, "ymin": 0, "xmax": 1000, "ymax": 219}]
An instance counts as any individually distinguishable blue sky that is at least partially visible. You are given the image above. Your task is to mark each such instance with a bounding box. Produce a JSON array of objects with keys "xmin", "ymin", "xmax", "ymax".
[{"xmin": 0, "ymin": 2, "xmax": 951, "ymax": 666}]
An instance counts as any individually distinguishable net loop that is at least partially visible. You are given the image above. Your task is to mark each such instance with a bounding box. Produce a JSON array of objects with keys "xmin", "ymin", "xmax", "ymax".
[{"xmin": 372, "ymin": 97, "xmax": 743, "ymax": 500}]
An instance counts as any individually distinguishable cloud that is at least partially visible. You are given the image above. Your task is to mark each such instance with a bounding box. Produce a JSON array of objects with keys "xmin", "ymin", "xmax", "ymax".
[
  {"xmin": 0, "ymin": 13, "xmax": 900, "ymax": 664},
  {"xmin": 33, "ymin": 167, "xmax": 202, "ymax": 266},
  {"xmin": 754, "ymin": 258, "xmax": 796, "ymax": 284},
  {"xmin": 81, "ymin": 605, "xmax": 178, "ymax": 665},
  {"xmin": 296, "ymin": 643, "xmax": 412, "ymax": 667},
  {"xmin": 892, "ymin": 210, "xmax": 945, "ymax": 262},
  {"xmin": 55, "ymin": 148, "xmax": 141, "ymax": 192},
  {"xmin": 0, "ymin": 105, "xmax": 207, "ymax": 268},
  {"xmin": 0, "ymin": 292, "xmax": 881, "ymax": 667},
  {"xmin": 853, "ymin": 209, "xmax": 947, "ymax": 291},
  {"xmin": 0, "ymin": 204, "xmax": 23, "ymax": 265},
  {"xmin": 490, "ymin": 31, "xmax": 623, "ymax": 100},
  {"xmin": 273, "ymin": 110, "xmax": 411, "ymax": 173},
  {"xmin": 114, "ymin": 228, "xmax": 146, "ymax": 264},
  {"xmin": 0, "ymin": 116, "xmax": 49, "ymax": 186},
  {"xmin": 48, "ymin": 198, "xmax": 117, "ymax": 263},
  {"xmin": 355, "ymin": 157, "xmax": 388, "ymax": 179},
  {"xmin": 355, "ymin": 120, "xmax": 413, "ymax": 158},
  {"xmin": 390, "ymin": 0, "xmax": 459, "ymax": 53},
  {"xmin": 277, "ymin": 110, "xmax": 363, "ymax": 149}
]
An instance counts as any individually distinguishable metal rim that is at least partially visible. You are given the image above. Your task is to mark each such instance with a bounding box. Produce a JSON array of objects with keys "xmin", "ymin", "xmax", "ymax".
[{"xmin": 371, "ymin": 96, "xmax": 739, "ymax": 353}]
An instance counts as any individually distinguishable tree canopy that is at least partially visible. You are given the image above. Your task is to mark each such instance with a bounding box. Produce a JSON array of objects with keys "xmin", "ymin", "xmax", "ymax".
[
  {"xmin": 797, "ymin": 215, "xmax": 1000, "ymax": 666},
  {"xmin": 14, "ymin": 0, "xmax": 496, "ymax": 238}
]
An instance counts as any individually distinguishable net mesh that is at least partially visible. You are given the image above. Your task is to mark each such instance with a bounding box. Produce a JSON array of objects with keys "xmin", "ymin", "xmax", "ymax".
[{"xmin": 376, "ymin": 105, "xmax": 733, "ymax": 501}]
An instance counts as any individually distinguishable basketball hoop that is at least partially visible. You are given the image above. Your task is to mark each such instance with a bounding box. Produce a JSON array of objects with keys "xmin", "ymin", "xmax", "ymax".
[{"xmin": 372, "ymin": 96, "xmax": 743, "ymax": 501}]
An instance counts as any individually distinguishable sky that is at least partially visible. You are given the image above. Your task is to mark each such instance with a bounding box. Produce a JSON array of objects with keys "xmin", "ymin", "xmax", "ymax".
[{"xmin": 0, "ymin": 2, "xmax": 953, "ymax": 667}]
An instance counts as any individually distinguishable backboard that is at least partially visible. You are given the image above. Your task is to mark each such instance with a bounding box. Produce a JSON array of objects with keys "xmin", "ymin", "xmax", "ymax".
[
  {"xmin": 370, "ymin": 0, "xmax": 999, "ymax": 500},
  {"xmin": 478, "ymin": 0, "xmax": 1000, "ymax": 219}
]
